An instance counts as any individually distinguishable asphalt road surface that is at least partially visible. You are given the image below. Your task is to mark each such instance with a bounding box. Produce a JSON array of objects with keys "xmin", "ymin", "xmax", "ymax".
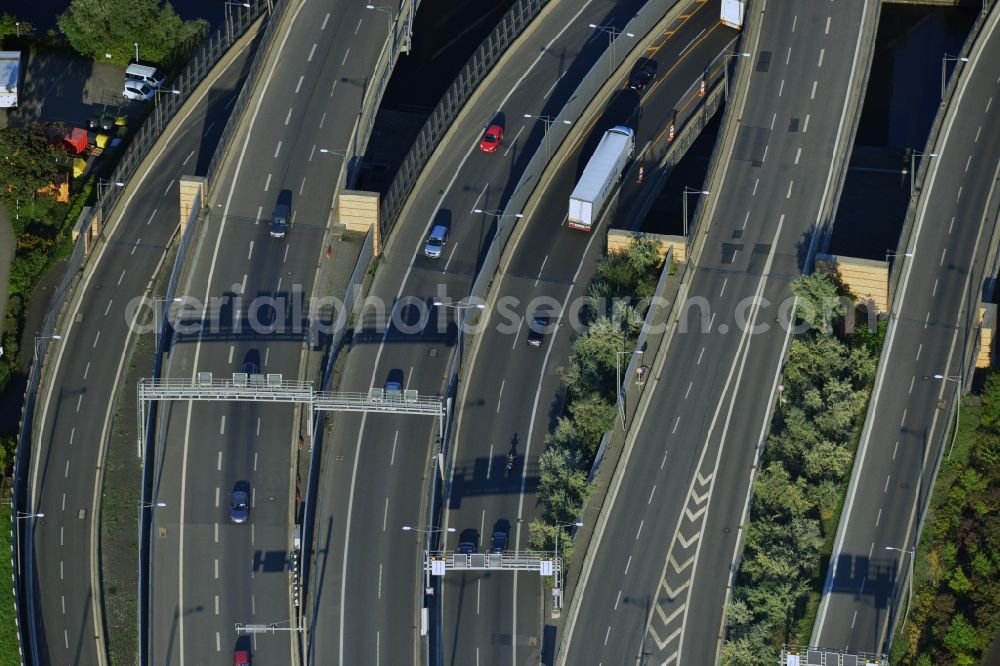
[
  {"xmin": 300, "ymin": 1, "xmax": 720, "ymax": 664},
  {"xmin": 812, "ymin": 9, "xmax": 1000, "ymax": 655},
  {"xmin": 560, "ymin": 1, "xmax": 876, "ymax": 664},
  {"xmin": 26, "ymin": 36, "xmax": 255, "ymax": 666},
  {"xmin": 438, "ymin": 6, "xmax": 733, "ymax": 666},
  {"xmin": 148, "ymin": 1, "xmax": 387, "ymax": 664}
]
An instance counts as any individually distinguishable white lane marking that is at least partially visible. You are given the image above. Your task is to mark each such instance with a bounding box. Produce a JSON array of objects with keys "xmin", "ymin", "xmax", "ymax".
[
  {"xmin": 329, "ymin": 81, "xmax": 337, "ymax": 98},
  {"xmin": 948, "ymin": 216, "xmax": 955, "ymax": 234},
  {"xmin": 274, "ymin": 141, "xmax": 282, "ymax": 158},
  {"xmin": 215, "ymin": 595, "xmax": 219, "ymax": 615},
  {"xmin": 648, "ymin": 486, "xmax": 656, "ymax": 504},
  {"xmin": 916, "ymin": 343, "xmax": 922, "ymax": 361},
  {"xmin": 264, "ymin": 173, "xmax": 272, "ymax": 191},
  {"xmin": 182, "ymin": 149, "xmax": 195, "ymax": 166},
  {"xmin": 443, "ymin": 242, "xmax": 459, "ymax": 273},
  {"xmin": 163, "ymin": 179, "xmax": 175, "ymax": 197},
  {"xmin": 803, "ymin": 114, "xmax": 810, "ymax": 132},
  {"xmin": 477, "ymin": 579, "xmax": 481, "ymax": 614},
  {"xmin": 720, "ymin": 278, "xmax": 728, "ymax": 296},
  {"xmin": 503, "ymin": 126, "xmax": 525, "ymax": 156},
  {"xmin": 778, "ymin": 79, "xmax": 784, "ymax": 97},
  {"xmin": 635, "ymin": 520, "xmax": 644, "ymax": 540},
  {"xmin": 742, "ymin": 210, "xmax": 750, "ymax": 229},
  {"xmin": 60, "ymin": 560, "xmax": 64, "ymax": 579},
  {"xmin": 308, "ymin": 43, "xmax": 317, "ymax": 61},
  {"xmin": 322, "ymin": 12, "xmax": 330, "ymax": 29},
  {"xmin": 284, "ymin": 108, "xmax": 293, "ymax": 126},
  {"xmin": 283, "ymin": 244, "xmax": 290, "ymax": 263},
  {"xmin": 228, "ymin": 346, "xmax": 234, "ymax": 364},
  {"xmin": 497, "ymin": 380, "xmax": 505, "ymax": 413},
  {"xmin": 319, "ymin": 111, "xmax": 327, "ymax": 127},
  {"xmin": 61, "ymin": 595, "xmax": 65, "ymax": 614},
  {"xmin": 83, "ymin": 362, "xmax": 90, "ymax": 380},
  {"xmin": 76, "ymin": 395, "xmax": 83, "ymax": 412},
  {"xmin": 214, "ymin": 523, "xmax": 218, "ymax": 543},
  {"xmin": 794, "ymin": 147, "xmax": 801, "ymax": 165},
  {"xmin": 604, "ymin": 626, "xmax": 611, "ymax": 646},
  {"xmin": 215, "ymin": 487, "xmax": 220, "ymax": 508},
  {"xmin": 661, "ymin": 451, "xmax": 668, "ymax": 469},
  {"xmin": 309, "ymin": 144, "xmax": 316, "ymax": 161},
  {"xmin": 535, "ymin": 255, "xmax": 549, "ymax": 286},
  {"xmin": 382, "ymin": 497, "xmax": 389, "ymax": 532},
  {"xmin": 752, "ymin": 179, "xmax": 759, "ymax": 196},
  {"xmin": 253, "ymin": 452, "xmax": 258, "ymax": 472},
  {"xmin": 924, "ymin": 312, "xmax": 930, "ymax": 329},
  {"xmin": 471, "ymin": 183, "xmax": 489, "ymax": 212},
  {"xmin": 884, "ymin": 475, "xmax": 891, "ymax": 493},
  {"xmin": 60, "ymin": 526, "xmax": 63, "ymax": 546},
  {"xmin": 220, "ymin": 415, "xmax": 226, "ymax": 435},
  {"xmin": 217, "ymin": 451, "xmax": 222, "ymax": 471},
  {"xmin": 875, "ymin": 508, "xmax": 882, "ymax": 527},
  {"xmin": 892, "ymin": 441, "xmax": 899, "ymax": 459},
  {"xmin": 770, "ymin": 112, "xmax": 776, "ymax": 130},
  {"xmin": 965, "ymin": 155, "xmax": 972, "ymax": 173},
  {"xmin": 205, "ymin": 121, "xmax": 215, "ymax": 133},
  {"xmin": 69, "ymin": 428, "xmax": 74, "ymax": 445},
  {"xmin": 64, "ymin": 630, "xmax": 68, "ymax": 649},
  {"xmin": 975, "ymin": 126, "xmax": 982, "ymax": 143},
  {"xmin": 487, "ymin": 443, "xmax": 495, "ymax": 479},
  {"xmin": 248, "ymin": 240, "xmax": 254, "ymax": 260},
  {"xmin": 264, "ymin": 347, "xmax": 270, "ymax": 367},
  {"xmin": 256, "ymin": 418, "xmax": 261, "ymax": 436},
  {"xmin": 354, "ymin": 17, "xmax": 362, "ymax": 34},
  {"xmin": 672, "ymin": 417, "xmax": 680, "ymax": 434},
  {"xmin": 105, "ymin": 299, "xmax": 113, "ymax": 316},
  {"xmin": 543, "ymin": 71, "xmax": 566, "ymax": 99},
  {"xmin": 940, "ymin": 247, "xmax": 947, "ymax": 265},
  {"xmin": 851, "ymin": 611, "xmax": 857, "ymax": 629},
  {"xmin": 810, "ymin": 81, "xmax": 817, "ymax": 99},
  {"xmin": 511, "ymin": 316, "xmax": 524, "ymax": 350},
  {"xmin": 241, "ymin": 274, "xmax": 247, "ymax": 293},
  {"xmin": 825, "ymin": 15, "xmax": 831, "ymax": 33},
  {"xmin": 624, "ymin": 555, "xmax": 632, "ymax": 576},
  {"xmin": 679, "ymin": 28, "xmax": 705, "ymax": 57},
  {"xmin": 908, "ymin": 376, "xmax": 915, "ymax": 394},
  {"xmin": 818, "ymin": 48, "xmax": 825, "ymax": 67},
  {"xmin": 131, "ymin": 238, "xmax": 141, "ymax": 256},
  {"xmin": 786, "ymin": 180, "xmax": 794, "ymax": 199},
  {"xmin": 215, "ymin": 632, "xmax": 220, "ymax": 652},
  {"xmin": 378, "ymin": 564, "xmax": 383, "ymax": 599},
  {"xmin": 65, "ymin": 460, "xmax": 70, "ymax": 478},
  {"xmin": 255, "ymin": 206, "xmax": 262, "ymax": 224},
  {"xmin": 900, "ymin": 409, "xmax": 907, "ymax": 426},
  {"xmin": 299, "ymin": 176, "xmax": 307, "ymax": 195},
  {"xmin": 61, "ymin": 493, "xmax": 66, "ymax": 511},
  {"xmin": 697, "ymin": 347, "xmax": 705, "ymax": 364},
  {"xmin": 295, "ymin": 75, "xmax": 304, "ymax": 93},
  {"xmin": 390, "ymin": 431, "xmax": 398, "ymax": 465},
  {"xmin": 932, "ymin": 279, "xmax": 938, "ymax": 296},
  {"xmin": 786, "ymin": 47, "xmax": 791, "ymax": 65},
  {"xmin": 792, "ymin": 15, "xmax": 797, "ymax": 31},
  {"xmin": 341, "ymin": 48, "xmax": 350, "ymax": 65},
  {"xmin": 214, "ymin": 559, "xmax": 218, "ymax": 579},
  {"xmin": 117, "ymin": 269, "xmax": 126, "ymax": 286},
  {"xmin": 987, "ymin": 97, "xmax": 992, "ymax": 113},
  {"xmin": 146, "ymin": 209, "xmax": 157, "ymax": 226},
  {"xmin": 92, "ymin": 330, "xmax": 101, "ymax": 348},
  {"xmin": 684, "ymin": 382, "xmax": 692, "ymax": 399}
]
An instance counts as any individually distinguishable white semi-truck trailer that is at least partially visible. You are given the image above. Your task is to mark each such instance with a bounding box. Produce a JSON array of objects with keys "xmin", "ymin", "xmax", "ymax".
[
  {"xmin": 567, "ymin": 125, "xmax": 635, "ymax": 231},
  {"xmin": 0, "ymin": 51, "xmax": 20, "ymax": 108}
]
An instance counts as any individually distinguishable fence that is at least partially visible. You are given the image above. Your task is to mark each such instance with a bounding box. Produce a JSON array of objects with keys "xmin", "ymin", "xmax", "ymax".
[{"xmin": 378, "ymin": 0, "xmax": 550, "ymax": 240}]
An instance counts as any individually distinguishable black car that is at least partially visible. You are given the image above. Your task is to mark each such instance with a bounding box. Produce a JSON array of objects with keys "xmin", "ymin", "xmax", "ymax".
[
  {"xmin": 270, "ymin": 189, "xmax": 293, "ymax": 238},
  {"xmin": 627, "ymin": 62, "xmax": 656, "ymax": 90},
  {"xmin": 526, "ymin": 314, "xmax": 550, "ymax": 348},
  {"xmin": 456, "ymin": 540, "xmax": 476, "ymax": 555},
  {"xmin": 490, "ymin": 530, "xmax": 507, "ymax": 554}
]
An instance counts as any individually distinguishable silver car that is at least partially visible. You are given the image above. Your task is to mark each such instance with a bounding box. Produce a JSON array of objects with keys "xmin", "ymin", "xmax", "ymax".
[{"xmin": 424, "ymin": 225, "xmax": 448, "ymax": 258}]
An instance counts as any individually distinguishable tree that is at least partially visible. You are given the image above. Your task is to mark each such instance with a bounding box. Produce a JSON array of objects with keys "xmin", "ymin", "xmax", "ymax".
[
  {"xmin": 942, "ymin": 613, "xmax": 980, "ymax": 659},
  {"xmin": 0, "ymin": 13, "xmax": 35, "ymax": 45},
  {"xmin": 58, "ymin": 0, "xmax": 207, "ymax": 67},
  {"xmin": 0, "ymin": 126, "xmax": 62, "ymax": 215},
  {"xmin": 791, "ymin": 273, "xmax": 846, "ymax": 334},
  {"xmin": 566, "ymin": 316, "xmax": 626, "ymax": 400},
  {"xmin": 568, "ymin": 393, "xmax": 615, "ymax": 447},
  {"xmin": 536, "ymin": 447, "xmax": 590, "ymax": 521}
]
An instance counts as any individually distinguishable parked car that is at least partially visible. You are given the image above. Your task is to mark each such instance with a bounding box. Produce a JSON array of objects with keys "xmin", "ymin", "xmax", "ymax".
[
  {"xmin": 123, "ymin": 82, "xmax": 155, "ymax": 101},
  {"xmin": 479, "ymin": 124, "xmax": 504, "ymax": 153}
]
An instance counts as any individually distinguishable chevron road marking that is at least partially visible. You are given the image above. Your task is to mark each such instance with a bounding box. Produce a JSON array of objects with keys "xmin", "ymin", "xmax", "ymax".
[
  {"xmin": 676, "ymin": 530, "xmax": 699, "ymax": 549},
  {"xmin": 655, "ymin": 602, "xmax": 687, "ymax": 627}
]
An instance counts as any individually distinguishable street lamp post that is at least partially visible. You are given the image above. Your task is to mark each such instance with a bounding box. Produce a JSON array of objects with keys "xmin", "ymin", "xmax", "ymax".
[
  {"xmin": 616, "ymin": 350, "xmax": 642, "ymax": 427},
  {"xmin": 723, "ymin": 50, "xmax": 752, "ymax": 102},
  {"xmin": 154, "ymin": 88, "xmax": 181, "ymax": 129},
  {"xmin": 523, "ymin": 114, "xmax": 572, "ymax": 161},
  {"xmin": 15, "ymin": 512, "xmax": 44, "ymax": 578},
  {"xmin": 885, "ymin": 250, "xmax": 914, "ymax": 263},
  {"xmin": 885, "ymin": 545, "xmax": 916, "ymax": 633},
  {"xmin": 402, "ymin": 525, "xmax": 455, "ymax": 587},
  {"xmin": 319, "ymin": 148, "xmax": 348, "ymax": 157},
  {"xmin": 34, "ymin": 334, "xmax": 62, "ymax": 362},
  {"xmin": 154, "ymin": 297, "xmax": 184, "ymax": 351},
  {"xmin": 934, "ymin": 373, "xmax": 963, "ymax": 459},
  {"xmin": 553, "ymin": 520, "xmax": 583, "ymax": 610},
  {"xmin": 366, "ymin": 4, "xmax": 394, "ymax": 43},
  {"xmin": 588, "ymin": 24, "xmax": 635, "ymax": 76},
  {"xmin": 908, "ymin": 150, "xmax": 938, "ymax": 199},
  {"xmin": 682, "ymin": 187, "xmax": 709, "ymax": 259},
  {"xmin": 97, "ymin": 179, "xmax": 125, "ymax": 204},
  {"xmin": 941, "ymin": 53, "xmax": 969, "ymax": 100},
  {"xmin": 224, "ymin": 1, "xmax": 252, "ymax": 43},
  {"xmin": 140, "ymin": 501, "xmax": 167, "ymax": 508}
]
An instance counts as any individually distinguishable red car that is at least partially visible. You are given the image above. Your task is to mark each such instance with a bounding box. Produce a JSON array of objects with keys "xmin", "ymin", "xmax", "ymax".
[
  {"xmin": 233, "ymin": 649, "xmax": 250, "ymax": 666},
  {"xmin": 479, "ymin": 124, "xmax": 504, "ymax": 153}
]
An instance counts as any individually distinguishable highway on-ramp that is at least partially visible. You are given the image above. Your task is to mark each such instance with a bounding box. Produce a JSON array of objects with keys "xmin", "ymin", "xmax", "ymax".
[
  {"xmin": 148, "ymin": 1, "xmax": 389, "ymax": 663},
  {"xmin": 439, "ymin": 6, "xmax": 732, "ymax": 666},
  {"xmin": 25, "ymin": 36, "xmax": 256, "ymax": 666},
  {"xmin": 560, "ymin": 1, "xmax": 876, "ymax": 664},
  {"xmin": 812, "ymin": 7, "xmax": 1000, "ymax": 655}
]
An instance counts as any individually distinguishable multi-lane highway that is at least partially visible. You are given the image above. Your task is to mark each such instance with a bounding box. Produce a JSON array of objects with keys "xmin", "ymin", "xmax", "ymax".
[
  {"xmin": 560, "ymin": 1, "xmax": 876, "ymax": 664},
  {"xmin": 303, "ymin": 1, "xmax": 714, "ymax": 664},
  {"xmin": 439, "ymin": 5, "xmax": 732, "ymax": 666},
  {"xmin": 25, "ymin": 35, "xmax": 257, "ymax": 666},
  {"xmin": 149, "ymin": 2, "xmax": 389, "ymax": 663},
  {"xmin": 812, "ymin": 7, "xmax": 1000, "ymax": 654}
]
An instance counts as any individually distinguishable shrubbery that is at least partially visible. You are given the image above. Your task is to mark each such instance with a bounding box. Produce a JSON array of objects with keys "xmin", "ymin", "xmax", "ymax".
[
  {"xmin": 892, "ymin": 372, "xmax": 1000, "ymax": 665},
  {"xmin": 722, "ymin": 274, "xmax": 885, "ymax": 664},
  {"xmin": 527, "ymin": 237, "xmax": 662, "ymax": 559}
]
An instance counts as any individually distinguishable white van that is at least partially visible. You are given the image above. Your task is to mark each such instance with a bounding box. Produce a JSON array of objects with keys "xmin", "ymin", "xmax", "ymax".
[{"xmin": 125, "ymin": 64, "xmax": 165, "ymax": 89}]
